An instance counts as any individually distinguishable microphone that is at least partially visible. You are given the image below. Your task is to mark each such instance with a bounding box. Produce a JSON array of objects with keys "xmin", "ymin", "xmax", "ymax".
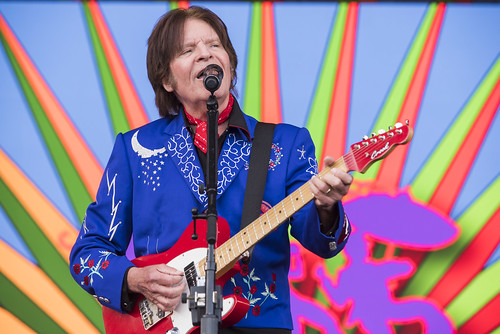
[{"xmin": 202, "ymin": 64, "xmax": 223, "ymax": 94}]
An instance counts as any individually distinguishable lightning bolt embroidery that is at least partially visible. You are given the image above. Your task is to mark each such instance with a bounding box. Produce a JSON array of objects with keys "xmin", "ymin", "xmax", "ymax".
[{"xmin": 106, "ymin": 170, "xmax": 122, "ymax": 241}]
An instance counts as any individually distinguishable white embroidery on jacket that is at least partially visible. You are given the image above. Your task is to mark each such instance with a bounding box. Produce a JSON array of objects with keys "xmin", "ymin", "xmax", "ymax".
[
  {"xmin": 168, "ymin": 127, "xmax": 206, "ymax": 202},
  {"xmin": 106, "ymin": 170, "xmax": 121, "ymax": 241},
  {"xmin": 306, "ymin": 157, "xmax": 319, "ymax": 176},
  {"xmin": 218, "ymin": 133, "xmax": 251, "ymax": 193},
  {"xmin": 132, "ymin": 130, "xmax": 168, "ymax": 192},
  {"xmin": 297, "ymin": 145, "xmax": 306, "ymax": 160}
]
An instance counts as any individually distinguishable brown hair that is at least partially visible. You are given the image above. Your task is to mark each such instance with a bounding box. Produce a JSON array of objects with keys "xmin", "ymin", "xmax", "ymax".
[{"xmin": 147, "ymin": 6, "xmax": 238, "ymax": 118}]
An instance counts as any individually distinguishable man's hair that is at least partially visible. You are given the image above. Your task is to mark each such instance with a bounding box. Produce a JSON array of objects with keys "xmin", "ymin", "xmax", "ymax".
[{"xmin": 147, "ymin": 6, "xmax": 238, "ymax": 118}]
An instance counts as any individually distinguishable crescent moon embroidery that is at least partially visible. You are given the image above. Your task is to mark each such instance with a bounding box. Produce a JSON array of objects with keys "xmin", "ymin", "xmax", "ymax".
[{"xmin": 131, "ymin": 130, "xmax": 166, "ymax": 158}]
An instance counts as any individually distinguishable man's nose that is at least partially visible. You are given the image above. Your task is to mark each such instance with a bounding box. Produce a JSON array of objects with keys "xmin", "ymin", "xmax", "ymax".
[{"xmin": 196, "ymin": 44, "xmax": 212, "ymax": 61}]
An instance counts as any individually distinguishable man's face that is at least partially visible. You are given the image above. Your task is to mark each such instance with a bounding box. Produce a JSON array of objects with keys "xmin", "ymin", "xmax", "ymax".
[{"xmin": 163, "ymin": 18, "xmax": 232, "ymax": 118}]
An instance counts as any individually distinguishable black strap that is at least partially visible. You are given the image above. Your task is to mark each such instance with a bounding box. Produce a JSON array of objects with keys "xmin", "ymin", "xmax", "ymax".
[{"xmin": 240, "ymin": 122, "xmax": 276, "ymax": 263}]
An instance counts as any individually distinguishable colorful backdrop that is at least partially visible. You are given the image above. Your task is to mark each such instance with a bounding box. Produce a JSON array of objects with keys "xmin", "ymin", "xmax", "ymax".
[{"xmin": 0, "ymin": 1, "xmax": 499, "ymax": 333}]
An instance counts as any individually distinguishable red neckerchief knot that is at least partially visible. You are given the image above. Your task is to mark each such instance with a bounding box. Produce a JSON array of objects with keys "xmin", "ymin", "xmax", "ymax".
[{"xmin": 184, "ymin": 94, "xmax": 234, "ymax": 153}]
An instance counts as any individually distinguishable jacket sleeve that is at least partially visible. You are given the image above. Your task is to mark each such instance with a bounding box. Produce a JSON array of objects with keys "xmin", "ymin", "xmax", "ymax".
[
  {"xmin": 287, "ymin": 127, "xmax": 351, "ymax": 258},
  {"xmin": 69, "ymin": 133, "xmax": 135, "ymax": 312}
]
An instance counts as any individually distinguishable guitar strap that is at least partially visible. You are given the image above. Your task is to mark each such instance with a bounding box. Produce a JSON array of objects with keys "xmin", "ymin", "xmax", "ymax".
[{"xmin": 239, "ymin": 122, "xmax": 276, "ymax": 264}]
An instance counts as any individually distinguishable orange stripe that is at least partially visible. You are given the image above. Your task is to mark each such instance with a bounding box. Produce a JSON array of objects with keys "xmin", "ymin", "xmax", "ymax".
[
  {"xmin": 429, "ymin": 75, "xmax": 500, "ymax": 213},
  {"xmin": 87, "ymin": 1, "xmax": 149, "ymax": 129},
  {"xmin": 0, "ymin": 14, "xmax": 102, "ymax": 197},
  {"xmin": 261, "ymin": 2, "xmax": 282, "ymax": 123},
  {"xmin": 0, "ymin": 308, "xmax": 36, "ymax": 334},
  {"xmin": 0, "ymin": 241, "xmax": 100, "ymax": 334},
  {"xmin": 321, "ymin": 2, "xmax": 358, "ymax": 161},
  {"xmin": 0, "ymin": 148, "xmax": 78, "ymax": 261},
  {"xmin": 178, "ymin": 1, "xmax": 190, "ymax": 10},
  {"xmin": 374, "ymin": 3, "xmax": 445, "ymax": 193}
]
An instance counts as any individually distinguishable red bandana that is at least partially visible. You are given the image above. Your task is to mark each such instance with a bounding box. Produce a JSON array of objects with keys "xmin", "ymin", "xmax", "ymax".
[{"xmin": 184, "ymin": 94, "xmax": 234, "ymax": 153}]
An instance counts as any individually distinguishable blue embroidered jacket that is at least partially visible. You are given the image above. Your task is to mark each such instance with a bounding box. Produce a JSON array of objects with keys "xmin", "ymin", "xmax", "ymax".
[{"xmin": 69, "ymin": 106, "xmax": 350, "ymax": 330}]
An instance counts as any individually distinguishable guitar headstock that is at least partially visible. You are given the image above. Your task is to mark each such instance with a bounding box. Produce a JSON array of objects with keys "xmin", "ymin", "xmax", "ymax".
[{"xmin": 348, "ymin": 121, "xmax": 413, "ymax": 173}]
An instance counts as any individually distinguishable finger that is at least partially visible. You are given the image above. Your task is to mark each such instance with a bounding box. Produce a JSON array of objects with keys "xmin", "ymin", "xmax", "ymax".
[
  {"xmin": 156, "ymin": 264, "xmax": 184, "ymax": 276},
  {"xmin": 310, "ymin": 175, "xmax": 332, "ymax": 196},
  {"xmin": 323, "ymin": 155, "xmax": 335, "ymax": 168},
  {"xmin": 310, "ymin": 178, "xmax": 337, "ymax": 207},
  {"xmin": 331, "ymin": 168, "xmax": 353, "ymax": 186}
]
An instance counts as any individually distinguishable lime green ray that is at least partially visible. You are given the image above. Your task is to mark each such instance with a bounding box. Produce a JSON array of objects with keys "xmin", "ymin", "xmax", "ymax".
[
  {"xmin": 243, "ymin": 2, "xmax": 262, "ymax": 121},
  {"xmin": 0, "ymin": 34, "xmax": 91, "ymax": 221},
  {"xmin": 306, "ymin": 2, "xmax": 346, "ymax": 157},
  {"xmin": 446, "ymin": 260, "xmax": 500, "ymax": 327},
  {"xmin": 401, "ymin": 175, "xmax": 500, "ymax": 297},
  {"xmin": 411, "ymin": 55, "xmax": 500, "ymax": 203},
  {"xmin": 0, "ymin": 180, "xmax": 104, "ymax": 332},
  {"xmin": 357, "ymin": 3, "xmax": 437, "ymax": 180},
  {"xmin": 169, "ymin": 2, "xmax": 179, "ymax": 10},
  {"xmin": 0, "ymin": 274, "xmax": 65, "ymax": 334},
  {"xmin": 82, "ymin": 2, "xmax": 129, "ymax": 135}
]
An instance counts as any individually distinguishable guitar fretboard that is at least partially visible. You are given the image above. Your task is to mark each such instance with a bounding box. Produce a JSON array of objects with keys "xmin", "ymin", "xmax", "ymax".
[{"xmin": 197, "ymin": 153, "xmax": 355, "ymax": 277}]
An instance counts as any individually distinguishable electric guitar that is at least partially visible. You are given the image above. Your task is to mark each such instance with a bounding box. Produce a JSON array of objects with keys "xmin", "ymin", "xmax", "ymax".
[{"xmin": 102, "ymin": 122, "xmax": 413, "ymax": 333}]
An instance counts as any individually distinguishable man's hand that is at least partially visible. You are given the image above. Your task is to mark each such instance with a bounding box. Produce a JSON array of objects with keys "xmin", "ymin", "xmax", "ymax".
[
  {"xmin": 310, "ymin": 156, "xmax": 353, "ymax": 230},
  {"xmin": 127, "ymin": 264, "xmax": 186, "ymax": 312}
]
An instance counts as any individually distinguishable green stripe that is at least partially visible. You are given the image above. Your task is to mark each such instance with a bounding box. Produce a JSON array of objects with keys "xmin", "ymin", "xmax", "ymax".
[
  {"xmin": 446, "ymin": 260, "xmax": 500, "ymax": 327},
  {"xmin": 0, "ymin": 179, "xmax": 105, "ymax": 333},
  {"xmin": 82, "ymin": 2, "xmax": 130, "ymax": 135},
  {"xmin": 243, "ymin": 2, "xmax": 262, "ymax": 121},
  {"xmin": 0, "ymin": 33, "xmax": 91, "ymax": 221},
  {"xmin": 411, "ymin": 56, "xmax": 500, "ymax": 202},
  {"xmin": 401, "ymin": 175, "xmax": 500, "ymax": 297},
  {"xmin": 357, "ymin": 3, "xmax": 437, "ymax": 180},
  {"xmin": 0, "ymin": 273, "xmax": 65, "ymax": 333},
  {"xmin": 306, "ymin": 3, "xmax": 347, "ymax": 156}
]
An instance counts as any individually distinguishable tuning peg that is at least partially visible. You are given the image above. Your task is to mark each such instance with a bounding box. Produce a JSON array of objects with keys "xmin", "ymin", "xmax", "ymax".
[
  {"xmin": 395, "ymin": 122, "xmax": 403, "ymax": 128},
  {"xmin": 363, "ymin": 135, "xmax": 369, "ymax": 140},
  {"xmin": 378, "ymin": 129, "xmax": 386, "ymax": 134},
  {"xmin": 388, "ymin": 126, "xmax": 393, "ymax": 130},
  {"xmin": 371, "ymin": 132, "xmax": 377, "ymax": 137},
  {"xmin": 405, "ymin": 119, "xmax": 410, "ymax": 125}
]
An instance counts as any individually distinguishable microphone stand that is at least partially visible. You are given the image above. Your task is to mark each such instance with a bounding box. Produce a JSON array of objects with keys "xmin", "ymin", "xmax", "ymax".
[
  {"xmin": 185, "ymin": 92, "xmax": 222, "ymax": 334},
  {"xmin": 201, "ymin": 92, "xmax": 222, "ymax": 334}
]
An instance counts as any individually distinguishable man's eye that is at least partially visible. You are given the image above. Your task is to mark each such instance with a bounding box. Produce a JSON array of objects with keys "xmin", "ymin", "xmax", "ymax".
[{"xmin": 181, "ymin": 49, "xmax": 192, "ymax": 55}]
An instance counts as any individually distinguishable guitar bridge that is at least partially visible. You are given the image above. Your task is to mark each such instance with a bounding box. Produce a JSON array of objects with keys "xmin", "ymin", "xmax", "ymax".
[{"xmin": 138, "ymin": 298, "xmax": 172, "ymax": 330}]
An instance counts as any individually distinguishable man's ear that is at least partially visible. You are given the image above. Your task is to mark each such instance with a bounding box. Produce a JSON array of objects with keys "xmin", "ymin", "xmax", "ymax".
[{"xmin": 162, "ymin": 78, "xmax": 174, "ymax": 93}]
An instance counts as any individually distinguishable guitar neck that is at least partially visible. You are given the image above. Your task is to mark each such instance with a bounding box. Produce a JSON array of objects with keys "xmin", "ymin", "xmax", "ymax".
[{"xmin": 204, "ymin": 152, "xmax": 355, "ymax": 277}]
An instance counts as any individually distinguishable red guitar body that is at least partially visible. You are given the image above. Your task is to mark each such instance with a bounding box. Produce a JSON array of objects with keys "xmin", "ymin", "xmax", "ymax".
[{"xmin": 102, "ymin": 218, "xmax": 249, "ymax": 333}]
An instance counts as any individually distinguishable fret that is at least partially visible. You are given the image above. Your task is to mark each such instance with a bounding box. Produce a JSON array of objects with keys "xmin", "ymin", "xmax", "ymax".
[
  {"xmin": 227, "ymin": 241, "xmax": 237, "ymax": 259},
  {"xmin": 273, "ymin": 207, "xmax": 280, "ymax": 226},
  {"xmin": 252, "ymin": 222, "xmax": 258, "ymax": 241},
  {"xmin": 281, "ymin": 201, "xmax": 287, "ymax": 217},
  {"xmin": 290, "ymin": 194, "xmax": 296, "ymax": 211},
  {"xmin": 235, "ymin": 235, "xmax": 242, "ymax": 254},
  {"xmin": 218, "ymin": 245, "xmax": 227, "ymax": 267},
  {"xmin": 298, "ymin": 187, "xmax": 304, "ymax": 204},
  {"xmin": 258, "ymin": 216, "xmax": 265, "ymax": 235},
  {"xmin": 265, "ymin": 211, "xmax": 272, "ymax": 229}
]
